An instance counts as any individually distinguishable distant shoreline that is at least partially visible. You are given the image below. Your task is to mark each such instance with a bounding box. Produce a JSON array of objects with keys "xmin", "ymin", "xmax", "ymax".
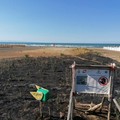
[
  {"xmin": 0, "ymin": 44, "xmax": 26, "ymax": 48},
  {"xmin": 0, "ymin": 42, "xmax": 120, "ymax": 48}
]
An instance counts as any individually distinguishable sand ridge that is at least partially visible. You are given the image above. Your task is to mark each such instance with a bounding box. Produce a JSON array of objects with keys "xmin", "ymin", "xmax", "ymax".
[
  {"xmin": 0, "ymin": 45, "xmax": 120, "ymax": 62},
  {"xmin": 0, "ymin": 46, "xmax": 89, "ymax": 59}
]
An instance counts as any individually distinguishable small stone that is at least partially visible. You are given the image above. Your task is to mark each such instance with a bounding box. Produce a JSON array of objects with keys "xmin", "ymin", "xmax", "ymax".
[{"xmin": 59, "ymin": 112, "xmax": 65, "ymax": 119}]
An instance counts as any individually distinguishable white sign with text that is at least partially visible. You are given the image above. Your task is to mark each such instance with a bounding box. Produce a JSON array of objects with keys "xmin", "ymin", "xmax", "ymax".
[{"xmin": 75, "ymin": 69, "xmax": 110, "ymax": 95}]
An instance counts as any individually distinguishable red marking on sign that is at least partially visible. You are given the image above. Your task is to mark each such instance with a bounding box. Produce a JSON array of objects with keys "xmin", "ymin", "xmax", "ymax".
[{"xmin": 98, "ymin": 76, "xmax": 108, "ymax": 86}]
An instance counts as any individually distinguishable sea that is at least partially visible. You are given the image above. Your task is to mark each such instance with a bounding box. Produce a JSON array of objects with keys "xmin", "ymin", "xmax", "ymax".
[{"xmin": 0, "ymin": 42, "xmax": 120, "ymax": 48}]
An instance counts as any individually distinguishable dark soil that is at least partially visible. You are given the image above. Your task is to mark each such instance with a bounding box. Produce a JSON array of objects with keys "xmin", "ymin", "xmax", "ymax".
[{"xmin": 0, "ymin": 52, "xmax": 120, "ymax": 120}]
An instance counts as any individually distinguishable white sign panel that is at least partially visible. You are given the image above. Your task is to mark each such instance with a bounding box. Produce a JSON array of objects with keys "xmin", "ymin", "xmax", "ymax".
[{"xmin": 75, "ymin": 69, "xmax": 110, "ymax": 95}]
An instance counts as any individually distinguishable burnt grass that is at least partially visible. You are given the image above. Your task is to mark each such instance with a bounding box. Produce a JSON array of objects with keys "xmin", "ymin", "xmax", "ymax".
[{"xmin": 0, "ymin": 52, "xmax": 120, "ymax": 120}]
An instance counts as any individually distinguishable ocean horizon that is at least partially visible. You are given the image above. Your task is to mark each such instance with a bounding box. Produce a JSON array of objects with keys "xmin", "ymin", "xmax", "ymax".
[{"xmin": 0, "ymin": 42, "xmax": 120, "ymax": 48}]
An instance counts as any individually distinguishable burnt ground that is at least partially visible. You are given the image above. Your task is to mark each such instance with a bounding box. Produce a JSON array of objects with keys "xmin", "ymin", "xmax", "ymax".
[{"xmin": 0, "ymin": 52, "xmax": 120, "ymax": 120}]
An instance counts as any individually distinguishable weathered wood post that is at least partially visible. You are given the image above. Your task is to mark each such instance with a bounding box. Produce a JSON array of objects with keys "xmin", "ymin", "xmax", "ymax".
[
  {"xmin": 39, "ymin": 101, "xmax": 43, "ymax": 118},
  {"xmin": 108, "ymin": 63, "xmax": 116, "ymax": 120}
]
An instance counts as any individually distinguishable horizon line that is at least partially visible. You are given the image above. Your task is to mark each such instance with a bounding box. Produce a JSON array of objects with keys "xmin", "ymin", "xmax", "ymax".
[{"xmin": 0, "ymin": 41, "xmax": 120, "ymax": 44}]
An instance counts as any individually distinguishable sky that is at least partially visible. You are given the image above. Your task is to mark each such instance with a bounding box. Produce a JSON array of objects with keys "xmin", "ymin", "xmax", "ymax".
[{"xmin": 0, "ymin": 0, "xmax": 120, "ymax": 43}]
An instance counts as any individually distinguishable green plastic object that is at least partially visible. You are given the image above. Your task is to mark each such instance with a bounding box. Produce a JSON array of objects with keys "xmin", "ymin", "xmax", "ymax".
[{"xmin": 37, "ymin": 88, "xmax": 49, "ymax": 102}]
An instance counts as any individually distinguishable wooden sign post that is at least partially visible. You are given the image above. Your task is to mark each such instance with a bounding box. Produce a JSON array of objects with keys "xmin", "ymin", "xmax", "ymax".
[
  {"xmin": 67, "ymin": 62, "xmax": 116, "ymax": 120},
  {"xmin": 30, "ymin": 85, "xmax": 50, "ymax": 118}
]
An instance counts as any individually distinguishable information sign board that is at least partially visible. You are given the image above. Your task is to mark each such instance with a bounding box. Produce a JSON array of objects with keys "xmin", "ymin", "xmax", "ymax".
[{"xmin": 75, "ymin": 69, "xmax": 110, "ymax": 95}]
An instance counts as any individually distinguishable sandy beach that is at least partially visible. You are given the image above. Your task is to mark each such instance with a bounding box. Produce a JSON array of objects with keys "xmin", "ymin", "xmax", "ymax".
[
  {"xmin": 0, "ymin": 45, "xmax": 89, "ymax": 59},
  {"xmin": 0, "ymin": 45, "xmax": 120, "ymax": 62},
  {"xmin": 0, "ymin": 45, "xmax": 120, "ymax": 120}
]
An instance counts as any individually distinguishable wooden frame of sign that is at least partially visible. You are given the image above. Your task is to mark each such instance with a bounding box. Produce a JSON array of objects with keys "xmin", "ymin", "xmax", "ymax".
[{"xmin": 71, "ymin": 62, "xmax": 116, "ymax": 120}]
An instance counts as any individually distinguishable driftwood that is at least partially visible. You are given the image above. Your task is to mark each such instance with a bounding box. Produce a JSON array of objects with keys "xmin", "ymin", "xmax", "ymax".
[
  {"xmin": 87, "ymin": 103, "xmax": 102, "ymax": 112},
  {"xmin": 113, "ymin": 98, "xmax": 120, "ymax": 112},
  {"xmin": 86, "ymin": 97, "xmax": 105, "ymax": 112}
]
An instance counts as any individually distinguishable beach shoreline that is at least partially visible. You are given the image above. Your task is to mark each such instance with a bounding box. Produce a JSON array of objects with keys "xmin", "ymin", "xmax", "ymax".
[{"xmin": 0, "ymin": 45, "xmax": 120, "ymax": 62}]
